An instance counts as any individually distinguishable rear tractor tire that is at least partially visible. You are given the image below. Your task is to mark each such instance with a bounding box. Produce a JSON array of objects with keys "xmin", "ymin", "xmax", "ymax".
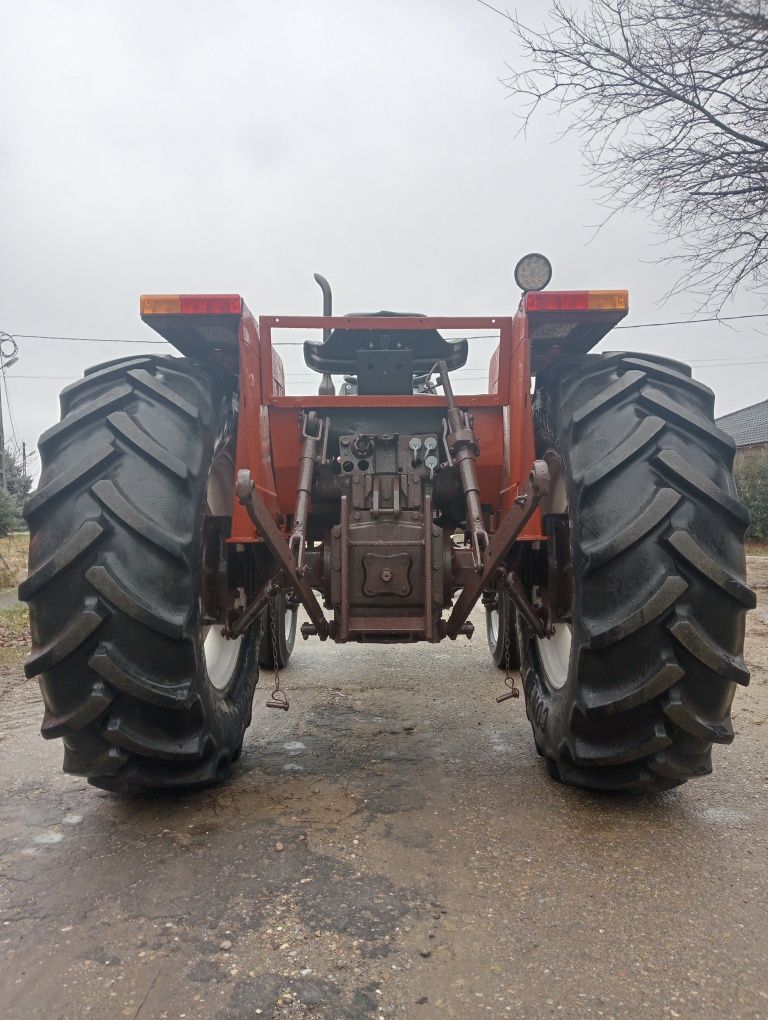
[
  {"xmin": 521, "ymin": 352, "xmax": 755, "ymax": 792},
  {"xmin": 20, "ymin": 355, "xmax": 260, "ymax": 792}
]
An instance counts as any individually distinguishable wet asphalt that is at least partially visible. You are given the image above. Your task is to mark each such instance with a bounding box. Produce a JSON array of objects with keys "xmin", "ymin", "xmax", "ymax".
[{"xmin": 1, "ymin": 559, "xmax": 767, "ymax": 1019}]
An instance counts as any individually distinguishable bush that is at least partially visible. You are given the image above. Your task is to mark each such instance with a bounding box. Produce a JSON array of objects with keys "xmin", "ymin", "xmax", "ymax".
[
  {"xmin": 734, "ymin": 451, "xmax": 768, "ymax": 542},
  {"xmin": 0, "ymin": 489, "xmax": 19, "ymax": 538},
  {"xmin": 0, "ymin": 445, "xmax": 33, "ymax": 538}
]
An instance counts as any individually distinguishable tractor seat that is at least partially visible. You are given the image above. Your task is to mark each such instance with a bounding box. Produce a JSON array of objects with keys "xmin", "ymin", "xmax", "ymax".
[{"xmin": 303, "ymin": 311, "xmax": 468, "ymax": 395}]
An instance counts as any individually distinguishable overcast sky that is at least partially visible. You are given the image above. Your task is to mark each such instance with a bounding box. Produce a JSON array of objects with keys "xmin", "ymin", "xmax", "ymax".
[{"xmin": 2, "ymin": 0, "xmax": 766, "ymax": 478}]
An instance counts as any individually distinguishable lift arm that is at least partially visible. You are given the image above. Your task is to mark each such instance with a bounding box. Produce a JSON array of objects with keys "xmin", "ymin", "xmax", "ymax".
[{"xmin": 444, "ymin": 460, "xmax": 549, "ymax": 638}]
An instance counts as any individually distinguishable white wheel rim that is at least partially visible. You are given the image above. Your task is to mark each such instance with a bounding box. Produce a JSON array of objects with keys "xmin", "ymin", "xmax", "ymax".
[
  {"xmin": 285, "ymin": 605, "xmax": 296, "ymax": 642},
  {"xmin": 536, "ymin": 621, "xmax": 572, "ymax": 690},
  {"xmin": 203, "ymin": 453, "xmax": 242, "ymax": 691},
  {"xmin": 489, "ymin": 607, "xmax": 500, "ymax": 647},
  {"xmin": 535, "ymin": 454, "xmax": 572, "ymax": 690}
]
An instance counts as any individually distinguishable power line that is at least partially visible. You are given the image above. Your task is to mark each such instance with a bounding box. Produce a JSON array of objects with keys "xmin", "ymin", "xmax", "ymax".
[
  {"xmin": 7, "ymin": 310, "xmax": 768, "ymax": 348},
  {"xmin": 475, "ymin": 0, "xmax": 513, "ymax": 22},
  {"xmin": 615, "ymin": 312, "xmax": 768, "ymax": 330},
  {"xmin": 11, "ymin": 333, "xmax": 167, "ymax": 345},
  {"xmin": 6, "ymin": 355, "xmax": 768, "ymax": 384}
]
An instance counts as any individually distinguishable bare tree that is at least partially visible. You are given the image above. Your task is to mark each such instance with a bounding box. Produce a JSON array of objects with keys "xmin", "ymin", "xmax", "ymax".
[{"xmin": 502, "ymin": 1, "xmax": 768, "ymax": 307}]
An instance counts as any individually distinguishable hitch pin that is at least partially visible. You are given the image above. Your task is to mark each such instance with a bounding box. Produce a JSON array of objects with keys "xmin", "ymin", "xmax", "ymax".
[
  {"xmin": 266, "ymin": 690, "xmax": 289, "ymax": 711},
  {"xmin": 496, "ymin": 684, "xmax": 520, "ymax": 703}
]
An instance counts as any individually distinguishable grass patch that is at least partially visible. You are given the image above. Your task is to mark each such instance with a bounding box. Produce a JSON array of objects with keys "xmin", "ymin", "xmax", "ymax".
[
  {"xmin": 0, "ymin": 532, "xmax": 29, "ymax": 589},
  {"xmin": 0, "ymin": 602, "xmax": 29, "ymax": 667},
  {"xmin": 746, "ymin": 541, "xmax": 768, "ymax": 557}
]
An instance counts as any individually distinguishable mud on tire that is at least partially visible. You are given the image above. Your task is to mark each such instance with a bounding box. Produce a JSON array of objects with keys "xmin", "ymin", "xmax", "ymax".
[
  {"xmin": 20, "ymin": 355, "xmax": 260, "ymax": 792},
  {"xmin": 520, "ymin": 352, "xmax": 755, "ymax": 792}
]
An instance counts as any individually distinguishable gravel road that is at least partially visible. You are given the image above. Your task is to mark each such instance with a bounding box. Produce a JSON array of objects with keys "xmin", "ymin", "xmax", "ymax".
[{"xmin": 1, "ymin": 559, "xmax": 766, "ymax": 1019}]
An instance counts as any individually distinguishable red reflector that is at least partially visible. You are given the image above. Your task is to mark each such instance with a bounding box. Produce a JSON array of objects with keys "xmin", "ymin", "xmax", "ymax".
[
  {"xmin": 525, "ymin": 291, "xmax": 589, "ymax": 312},
  {"xmin": 525, "ymin": 290, "xmax": 628, "ymax": 313},
  {"xmin": 179, "ymin": 295, "xmax": 242, "ymax": 316}
]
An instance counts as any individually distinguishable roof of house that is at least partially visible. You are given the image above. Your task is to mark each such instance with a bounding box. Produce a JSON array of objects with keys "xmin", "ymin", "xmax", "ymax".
[{"xmin": 716, "ymin": 397, "xmax": 768, "ymax": 447}]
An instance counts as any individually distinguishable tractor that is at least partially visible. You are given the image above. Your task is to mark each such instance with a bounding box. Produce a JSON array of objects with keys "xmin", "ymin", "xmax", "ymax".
[{"xmin": 20, "ymin": 255, "xmax": 755, "ymax": 792}]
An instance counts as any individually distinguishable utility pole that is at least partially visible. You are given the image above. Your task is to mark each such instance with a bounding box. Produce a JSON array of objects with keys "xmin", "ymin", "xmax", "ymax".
[{"xmin": 0, "ymin": 333, "xmax": 19, "ymax": 495}]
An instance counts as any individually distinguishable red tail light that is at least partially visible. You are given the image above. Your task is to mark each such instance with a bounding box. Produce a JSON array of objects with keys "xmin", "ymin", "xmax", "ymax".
[
  {"xmin": 525, "ymin": 291, "xmax": 628, "ymax": 313},
  {"xmin": 140, "ymin": 294, "xmax": 243, "ymax": 316}
]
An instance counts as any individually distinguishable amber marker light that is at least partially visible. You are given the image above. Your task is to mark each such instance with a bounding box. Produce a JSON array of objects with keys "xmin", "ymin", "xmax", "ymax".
[{"xmin": 140, "ymin": 295, "xmax": 181, "ymax": 315}]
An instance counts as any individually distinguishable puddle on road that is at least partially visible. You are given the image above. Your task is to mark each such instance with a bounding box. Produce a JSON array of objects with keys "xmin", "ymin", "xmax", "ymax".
[
  {"xmin": 698, "ymin": 806, "xmax": 750, "ymax": 824},
  {"xmin": 32, "ymin": 831, "xmax": 63, "ymax": 845}
]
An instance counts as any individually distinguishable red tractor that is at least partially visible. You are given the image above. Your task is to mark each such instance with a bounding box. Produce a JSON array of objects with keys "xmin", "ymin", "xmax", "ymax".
[{"xmin": 21, "ymin": 255, "xmax": 755, "ymax": 793}]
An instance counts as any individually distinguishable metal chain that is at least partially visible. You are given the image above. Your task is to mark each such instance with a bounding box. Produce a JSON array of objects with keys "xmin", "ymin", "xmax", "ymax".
[
  {"xmin": 496, "ymin": 595, "xmax": 520, "ymax": 703},
  {"xmin": 266, "ymin": 599, "xmax": 289, "ymax": 710},
  {"xmin": 503, "ymin": 607, "xmax": 512, "ymax": 677},
  {"xmin": 271, "ymin": 600, "xmax": 280, "ymax": 687}
]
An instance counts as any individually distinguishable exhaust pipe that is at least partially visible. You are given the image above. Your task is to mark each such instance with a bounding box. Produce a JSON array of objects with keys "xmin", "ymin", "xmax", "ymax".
[
  {"xmin": 313, "ymin": 273, "xmax": 333, "ymax": 341},
  {"xmin": 313, "ymin": 273, "xmax": 335, "ymax": 395}
]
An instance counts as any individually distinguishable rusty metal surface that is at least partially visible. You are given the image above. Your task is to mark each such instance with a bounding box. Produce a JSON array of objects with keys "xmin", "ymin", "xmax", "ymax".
[
  {"xmin": 500, "ymin": 569, "xmax": 547, "ymax": 639},
  {"xmin": 324, "ymin": 428, "xmax": 450, "ymax": 643},
  {"xmin": 362, "ymin": 554, "xmax": 412, "ymax": 598},
  {"xmin": 223, "ymin": 575, "xmax": 279, "ymax": 640},
  {"xmin": 331, "ymin": 515, "xmax": 443, "ymax": 638}
]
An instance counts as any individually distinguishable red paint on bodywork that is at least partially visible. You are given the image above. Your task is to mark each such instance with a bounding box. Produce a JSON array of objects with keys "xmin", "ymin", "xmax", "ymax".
[
  {"xmin": 229, "ymin": 307, "xmax": 280, "ymax": 542},
  {"xmin": 230, "ymin": 308, "xmax": 544, "ymax": 541}
]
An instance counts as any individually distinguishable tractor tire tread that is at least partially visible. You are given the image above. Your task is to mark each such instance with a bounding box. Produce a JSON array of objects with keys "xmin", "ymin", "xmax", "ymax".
[
  {"xmin": 107, "ymin": 411, "xmax": 190, "ymax": 479},
  {"xmin": 21, "ymin": 354, "xmax": 258, "ymax": 791},
  {"xmin": 89, "ymin": 645, "xmax": 193, "ymax": 708},
  {"xmin": 41, "ymin": 679, "xmax": 114, "ymax": 739},
  {"xmin": 91, "ymin": 479, "xmax": 187, "ymax": 560},
  {"xmin": 522, "ymin": 351, "xmax": 753, "ymax": 791},
  {"xmin": 578, "ymin": 415, "xmax": 665, "ymax": 488},
  {"xmin": 583, "ymin": 488, "xmax": 681, "ymax": 572},
  {"xmin": 85, "ymin": 560, "xmax": 186, "ymax": 638},
  {"xmin": 19, "ymin": 520, "xmax": 105, "ymax": 600},
  {"xmin": 39, "ymin": 385, "xmax": 133, "ymax": 450},
  {"xmin": 24, "ymin": 444, "xmax": 117, "ymax": 519},
  {"xmin": 25, "ymin": 602, "xmax": 108, "ymax": 677}
]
